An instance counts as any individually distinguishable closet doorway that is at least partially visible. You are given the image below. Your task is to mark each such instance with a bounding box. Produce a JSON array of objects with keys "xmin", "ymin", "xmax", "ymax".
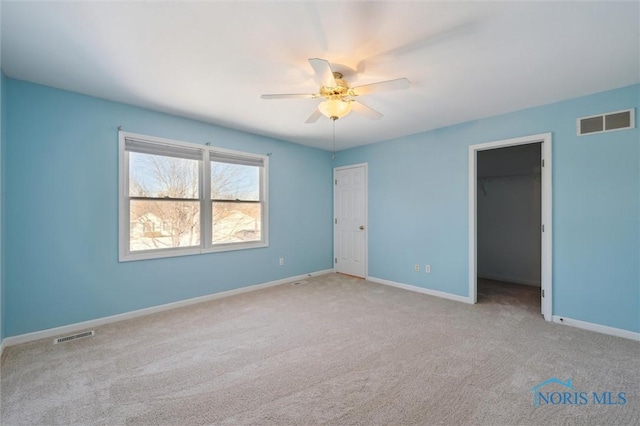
[{"xmin": 468, "ymin": 133, "xmax": 552, "ymax": 320}]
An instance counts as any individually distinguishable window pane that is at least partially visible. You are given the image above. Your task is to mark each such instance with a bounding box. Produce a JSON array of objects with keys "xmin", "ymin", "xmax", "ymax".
[
  {"xmin": 211, "ymin": 162, "xmax": 259, "ymax": 201},
  {"xmin": 212, "ymin": 202, "xmax": 261, "ymax": 243},
  {"xmin": 130, "ymin": 200, "xmax": 200, "ymax": 251},
  {"xmin": 130, "ymin": 152, "xmax": 200, "ymax": 198}
]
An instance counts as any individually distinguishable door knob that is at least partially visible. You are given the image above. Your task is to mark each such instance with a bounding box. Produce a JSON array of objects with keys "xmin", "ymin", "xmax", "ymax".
[{"xmin": 359, "ymin": 225, "xmax": 365, "ymax": 230}]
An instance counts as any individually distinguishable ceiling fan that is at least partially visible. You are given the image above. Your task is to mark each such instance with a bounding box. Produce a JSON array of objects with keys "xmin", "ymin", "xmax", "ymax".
[{"xmin": 261, "ymin": 58, "xmax": 410, "ymax": 123}]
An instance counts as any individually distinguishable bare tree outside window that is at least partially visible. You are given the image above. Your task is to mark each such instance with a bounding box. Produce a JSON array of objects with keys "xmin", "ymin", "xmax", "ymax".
[
  {"xmin": 211, "ymin": 161, "xmax": 261, "ymax": 244},
  {"xmin": 129, "ymin": 153, "xmax": 200, "ymax": 251},
  {"xmin": 120, "ymin": 132, "xmax": 268, "ymax": 261},
  {"xmin": 128, "ymin": 153, "xmax": 261, "ymax": 252}
]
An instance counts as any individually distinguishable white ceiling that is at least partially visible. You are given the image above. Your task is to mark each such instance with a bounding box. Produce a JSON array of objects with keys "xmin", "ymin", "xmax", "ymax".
[{"xmin": 2, "ymin": 1, "xmax": 639, "ymax": 151}]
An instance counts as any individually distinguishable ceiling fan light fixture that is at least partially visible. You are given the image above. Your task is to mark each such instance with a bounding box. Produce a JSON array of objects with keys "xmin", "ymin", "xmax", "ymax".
[{"xmin": 318, "ymin": 99, "xmax": 352, "ymax": 120}]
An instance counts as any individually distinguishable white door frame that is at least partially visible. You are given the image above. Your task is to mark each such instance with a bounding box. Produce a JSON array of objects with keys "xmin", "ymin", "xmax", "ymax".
[
  {"xmin": 468, "ymin": 133, "xmax": 553, "ymax": 320},
  {"xmin": 334, "ymin": 163, "xmax": 368, "ymax": 278}
]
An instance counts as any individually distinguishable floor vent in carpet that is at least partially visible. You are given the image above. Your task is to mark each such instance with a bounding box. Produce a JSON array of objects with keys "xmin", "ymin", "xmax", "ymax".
[
  {"xmin": 291, "ymin": 280, "xmax": 308, "ymax": 285},
  {"xmin": 54, "ymin": 330, "xmax": 95, "ymax": 344}
]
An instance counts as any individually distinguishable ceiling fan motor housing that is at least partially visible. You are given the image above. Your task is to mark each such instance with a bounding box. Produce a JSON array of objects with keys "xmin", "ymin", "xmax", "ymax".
[{"xmin": 320, "ymin": 72, "xmax": 352, "ymax": 99}]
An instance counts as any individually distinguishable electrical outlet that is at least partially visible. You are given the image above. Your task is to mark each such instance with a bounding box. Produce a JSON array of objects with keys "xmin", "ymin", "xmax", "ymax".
[
  {"xmin": 414, "ymin": 264, "xmax": 420, "ymax": 272},
  {"xmin": 425, "ymin": 264, "xmax": 431, "ymax": 274},
  {"xmin": 279, "ymin": 257, "xmax": 284, "ymax": 266}
]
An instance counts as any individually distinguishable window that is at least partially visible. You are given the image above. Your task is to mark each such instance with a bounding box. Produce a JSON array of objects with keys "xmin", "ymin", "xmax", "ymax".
[{"xmin": 119, "ymin": 131, "xmax": 268, "ymax": 261}]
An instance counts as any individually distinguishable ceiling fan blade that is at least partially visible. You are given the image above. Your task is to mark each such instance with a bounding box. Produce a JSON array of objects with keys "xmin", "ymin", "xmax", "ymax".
[
  {"xmin": 305, "ymin": 108, "xmax": 323, "ymax": 124},
  {"xmin": 351, "ymin": 101, "xmax": 383, "ymax": 120},
  {"xmin": 357, "ymin": 21, "xmax": 478, "ymax": 71},
  {"xmin": 261, "ymin": 93, "xmax": 318, "ymax": 99},
  {"xmin": 308, "ymin": 58, "xmax": 336, "ymax": 87},
  {"xmin": 352, "ymin": 78, "xmax": 410, "ymax": 96}
]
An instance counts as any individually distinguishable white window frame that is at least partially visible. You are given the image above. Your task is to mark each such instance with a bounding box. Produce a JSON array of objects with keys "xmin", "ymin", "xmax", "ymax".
[{"xmin": 119, "ymin": 131, "xmax": 269, "ymax": 262}]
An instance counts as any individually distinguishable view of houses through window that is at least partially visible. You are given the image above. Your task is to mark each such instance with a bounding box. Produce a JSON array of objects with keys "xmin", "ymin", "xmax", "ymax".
[
  {"xmin": 210, "ymin": 161, "xmax": 261, "ymax": 244},
  {"xmin": 122, "ymin": 134, "xmax": 265, "ymax": 259},
  {"xmin": 129, "ymin": 152, "xmax": 201, "ymax": 251}
]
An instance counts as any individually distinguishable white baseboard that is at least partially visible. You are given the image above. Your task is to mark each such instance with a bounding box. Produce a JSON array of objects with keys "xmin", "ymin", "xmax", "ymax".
[
  {"xmin": 478, "ymin": 274, "xmax": 541, "ymax": 287},
  {"xmin": 552, "ymin": 315, "xmax": 640, "ymax": 341},
  {"xmin": 2, "ymin": 269, "xmax": 334, "ymax": 348},
  {"xmin": 367, "ymin": 276, "xmax": 473, "ymax": 304}
]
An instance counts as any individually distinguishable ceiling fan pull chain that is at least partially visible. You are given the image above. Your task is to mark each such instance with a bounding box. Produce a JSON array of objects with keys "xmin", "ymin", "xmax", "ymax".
[{"xmin": 332, "ymin": 119, "xmax": 336, "ymax": 160}]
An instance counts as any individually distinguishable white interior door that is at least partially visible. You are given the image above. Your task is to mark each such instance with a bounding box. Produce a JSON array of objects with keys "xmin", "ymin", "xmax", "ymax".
[{"xmin": 334, "ymin": 164, "xmax": 367, "ymax": 278}]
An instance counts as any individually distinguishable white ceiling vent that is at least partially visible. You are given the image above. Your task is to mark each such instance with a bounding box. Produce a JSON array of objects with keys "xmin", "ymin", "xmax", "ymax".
[{"xmin": 577, "ymin": 108, "xmax": 635, "ymax": 136}]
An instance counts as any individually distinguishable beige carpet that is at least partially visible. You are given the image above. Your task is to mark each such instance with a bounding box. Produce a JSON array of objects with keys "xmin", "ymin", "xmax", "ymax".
[{"xmin": 1, "ymin": 273, "xmax": 638, "ymax": 425}]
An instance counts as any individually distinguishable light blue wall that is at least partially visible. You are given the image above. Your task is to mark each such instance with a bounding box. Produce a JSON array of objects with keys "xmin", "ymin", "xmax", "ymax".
[
  {"xmin": 4, "ymin": 79, "xmax": 333, "ymax": 337},
  {"xmin": 4, "ymin": 79, "xmax": 639, "ymax": 337},
  {"xmin": 334, "ymin": 84, "xmax": 640, "ymax": 333},
  {"xmin": 0, "ymin": 71, "xmax": 5, "ymax": 342}
]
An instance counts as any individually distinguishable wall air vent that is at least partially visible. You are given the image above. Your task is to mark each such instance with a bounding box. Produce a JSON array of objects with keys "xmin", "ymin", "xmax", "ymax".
[
  {"xmin": 53, "ymin": 330, "xmax": 95, "ymax": 344},
  {"xmin": 577, "ymin": 108, "xmax": 635, "ymax": 136}
]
